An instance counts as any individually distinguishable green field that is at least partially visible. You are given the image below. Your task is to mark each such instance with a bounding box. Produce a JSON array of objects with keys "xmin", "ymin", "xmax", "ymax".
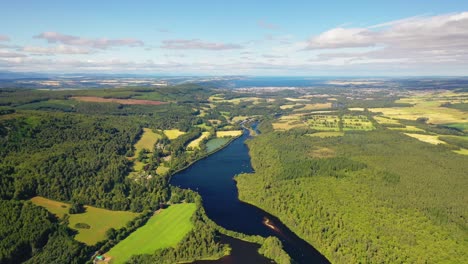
[
  {"xmin": 31, "ymin": 196, "xmax": 139, "ymax": 245},
  {"xmin": 132, "ymin": 128, "xmax": 160, "ymax": 158},
  {"xmin": 105, "ymin": 203, "xmax": 196, "ymax": 264},
  {"xmin": 307, "ymin": 115, "xmax": 340, "ymax": 131},
  {"xmin": 342, "ymin": 115, "xmax": 375, "ymax": 131},
  {"xmin": 445, "ymin": 123, "xmax": 468, "ymax": 132},
  {"xmin": 187, "ymin": 131, "xmax": 211, "ymax": 149},
  {"xmin": 163, "ymin": 129, "xmax": 186, "ymax": 140},
  {"xmin": 206, "ymin": 138, "xmax": 230, "ymax": 153}
]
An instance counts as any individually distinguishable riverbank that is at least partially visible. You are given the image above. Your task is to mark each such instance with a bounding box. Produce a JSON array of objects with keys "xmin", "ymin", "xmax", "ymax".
[{"xmin": 170, "ymin": 127, "xmax": 328, "ymax": 264}]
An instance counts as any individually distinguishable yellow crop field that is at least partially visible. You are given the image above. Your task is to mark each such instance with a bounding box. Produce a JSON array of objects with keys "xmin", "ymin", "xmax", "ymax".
[
  {"xmin": 132, "ymin": 128, "xmax": 160, "ymax": 158},
  {"xmin": 187, "ymin": 132, "xmax": 211, "ymax": 149},
  {"xmin": 216, "ymin": 130, "xmax": 243, "ymax": 137},
  {"xmin": 294, "ymin": 103, "xmax": 332, "ymax": 111},
  {"xmin": 164, "ymin": 129, "xmax": 186, "ymax": 140},
  {"xmin": 404, "ymin": 133, "xmax": 446, "ymax": 145}
]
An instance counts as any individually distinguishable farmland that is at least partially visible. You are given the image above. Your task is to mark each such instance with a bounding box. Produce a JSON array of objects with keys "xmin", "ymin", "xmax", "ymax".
[
  {"xmin": 216, "ymin": 130, "xmax": 243, "ymax": 137},
  {"xmin": 31, "ymin": 196, "xmax": 139, "ymax": 245},
  {"xmin": 104, "ymin": 203, "xmax": 196, "ymax": 264},
  {"xmin": 163, "ymin": 129, "xmax": 186, "ymax": 140},
  {"xmin": 206, "ymin": 138, "xmax": 230, "ymax": 153},
  {"xmin": 187, "ymin": 132, "xmax": 211, "ymax": 149},
  {"xmin": 132, "ymin": 128, "xmax": 160, "ymax": 158}
]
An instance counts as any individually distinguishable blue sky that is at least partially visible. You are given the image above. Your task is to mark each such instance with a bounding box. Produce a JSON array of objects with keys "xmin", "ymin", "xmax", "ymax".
[{"xmin": 1, "ymin": 1, "xmax": 468, "ymax": 75}]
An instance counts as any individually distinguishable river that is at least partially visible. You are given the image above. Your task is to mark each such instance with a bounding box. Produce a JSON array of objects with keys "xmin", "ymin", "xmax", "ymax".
[{"xmin": 171, "ymin": 128, "xmax": 329, "ymax": 264}]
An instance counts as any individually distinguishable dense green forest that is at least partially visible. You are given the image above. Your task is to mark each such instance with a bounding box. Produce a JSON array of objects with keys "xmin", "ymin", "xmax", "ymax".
[
  {"xmin": 0, "ymin": 86, "xmax": 239, "ymax": 263},
  {"xmin": 236, "ymin": 126, "xmax": 468, "ymax": 263}
]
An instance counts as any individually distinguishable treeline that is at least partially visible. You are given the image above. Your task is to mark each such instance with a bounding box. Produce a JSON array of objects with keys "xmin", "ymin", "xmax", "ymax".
[
  {"xmin": 236, "ymin": 127, "xmax": 468, "ymax": 263},
  {"xmin": 127, "ymin": 196, "xmax": 228, "ymax": 264},
  {"xmin": 0, "ymin": 112, "xmax": 173, "ymax": 212},
  {"xmin": 0, "ymin": 200, "xmax": 90, "ymax": 264}
]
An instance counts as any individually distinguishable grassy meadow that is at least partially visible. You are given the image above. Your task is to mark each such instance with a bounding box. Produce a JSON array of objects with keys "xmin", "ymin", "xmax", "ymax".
[
  {"xmin": 187, "ymin": 132, "xmax": 210, "ymax": 149},
  {"xmin": 104, "ymin": 203, "xmax": 196, "ymax": 264},
  {"xmin": 206, "ymin": 138, "xmax": 230, "ymax": 153},
  {"xmin": 163, "ymin": 129, "xmax": 186, "ymax": 140},
  {"xmin": 132, "ymin": 128, "xmax": 160, "ymax": 158},
  {"xmin": 216, "ymin": 130, "xmax": 243, "ymax": 137},
  {"xmin": 31, "ymin": 196, "xmax": 139, "ymax": 245}
]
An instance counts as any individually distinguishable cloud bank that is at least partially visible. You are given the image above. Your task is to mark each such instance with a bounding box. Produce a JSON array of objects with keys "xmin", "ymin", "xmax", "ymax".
[
  {"xmin": 161, "ymin": 39, "xmax": 243, "ymax": 50},
  {"xmin": 306, "ymin": 12, "xmax": 468, "ymax": 65},
  {"xmin": 34, "ymin": 32, "xmax": 144, "ymax": 49}
]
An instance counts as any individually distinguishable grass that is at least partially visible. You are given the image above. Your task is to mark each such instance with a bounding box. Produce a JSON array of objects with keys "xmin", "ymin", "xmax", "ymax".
[
  {"xmin": 293, "ymin": 103, "xmax": 332, "ymax": 111},
  {"xmin": 307, "ymin": 132, "xmax": 344, "ymax": 138},
  {"xmin": 272, "ymin": 121, "xmax": 307, "ymax": 130},
  {"xmin": 31, "ymin": 196, "xmax": 138, "ymax": 245},
  {"xmin": 163, "ymin": 129, "xmax": 186, "ymax": 140},
  {"xmin": 454, "ymin": 148, "xmax": 468, "ymax": 155},
  {"xmin": 342, "ymin": 115, "xmax": 375, "ymax": 131},
  {"xmin": 195, "ymin": 123, "xmax": 212, "ymax": 130},
  {"xmin": 280, "ymin": 104, "xmax": 298, "ymax": 110},
  {"xmin": 445, "ymin": 123, "xmax": 468, "ymax": 132},
  {"xmin": 156, "ymin": 166, "xmax": 170, "ymax": 175},
  {"xmin": 132, "ymin": 128, "xmax": 160, "ymax": 158},
  {"xmin": 369, "ymin": 91, "xmax": 468, "ymax": 125},
  {"xmin": 231, "ymin": 115, "xmax": 250, "ymax": 123},
  {"xmin": 348, "ymin": 107, "xmax": 365, "ymax": 111},
  {"xmin": 403, "ymin": 133, "xmax": 446, "ymax": 145},
  {"xmin": 307, "ymin": 115, "xmax": 340, "ymax": 131},
  {"xmin": 105, "ymin": 203, "xmax": 196, "ymax": 264},
  {"xmin": 373, "ymin": 116, "xmax": 401, "ymax": 125},
  {"xmin": 216, "ymin": 130, "xmax": 243, "ymax": 137},
  {"xmin": 187, "ymin": 132, "xmax": 210, "ymax": 149},
  {"xmin": 285, "ymin": 97, "xmax": 309, "ymax": 102},
  {"xmin": 388, "ymin": 126, "xmax": 425, "ymax": 132},
  {"xmin": 206, "ymin": 138, "xmax": 230, "ymax": 153}
]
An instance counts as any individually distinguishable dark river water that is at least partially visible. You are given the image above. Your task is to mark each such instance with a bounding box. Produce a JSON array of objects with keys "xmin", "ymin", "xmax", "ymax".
[{"xmin": 170, "ymin": 129, "xmax": 329, "ymax": 264}]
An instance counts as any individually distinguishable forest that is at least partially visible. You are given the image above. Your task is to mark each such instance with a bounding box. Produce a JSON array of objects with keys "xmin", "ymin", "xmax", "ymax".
[{"xmin": 236, "ymin": 123, "xmax": 467, "ymax": 263}]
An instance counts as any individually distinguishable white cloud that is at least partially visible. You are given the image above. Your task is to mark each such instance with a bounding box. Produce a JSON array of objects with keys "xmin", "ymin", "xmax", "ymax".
[
  {"xmin": 21, "ymin": 45, "xmax": 93, "ymax": 55},
  {"xmin": 305, "ymin": 12, "xmax": 468, "ymax": 66},
  {"xmin": 0, "ymin": 50, "xmax": 26, "ymax": 58},
  {"xmin": 161, "ymin": 39, "xmax": 243, "ymax": 50},
  {"xmin": 0, "ymin": 35, "xmax": 10, "ymax": 42},
  {"xmin": 34, "ymin": 32, "xmax": 144, "ymax": 49}
]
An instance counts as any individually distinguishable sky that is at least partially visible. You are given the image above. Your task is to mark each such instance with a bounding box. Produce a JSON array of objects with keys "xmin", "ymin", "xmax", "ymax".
[{"xmin": 1, "ymin": 0, "xmax": 468, "ymax": 76}]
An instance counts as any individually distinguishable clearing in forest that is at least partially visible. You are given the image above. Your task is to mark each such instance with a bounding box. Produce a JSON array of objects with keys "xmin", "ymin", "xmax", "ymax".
[
  {"xmin": 105, "ymin": 203, "xmax": 196, "ymax": 264},
  {"xmin": 164, "ymin": 129, "xmax": 186, "ymax": 140},
  {"xmin": 132, "ymin": 128, "xmax": 161, "ymax": 158},
  {"xmin": 403, "ymin": 133, "xmax": 446, "ymax": 145},
  {"xmin": 31, "ymin": 196, "xmax": 138, "ymax": 245},
  {"xmin": 293, "ymin": 103, "xmax": 332, "ymax": 111},
  {"xmin": 187, "ymin": 132, "xmax": 211, "ymax": 149}
]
